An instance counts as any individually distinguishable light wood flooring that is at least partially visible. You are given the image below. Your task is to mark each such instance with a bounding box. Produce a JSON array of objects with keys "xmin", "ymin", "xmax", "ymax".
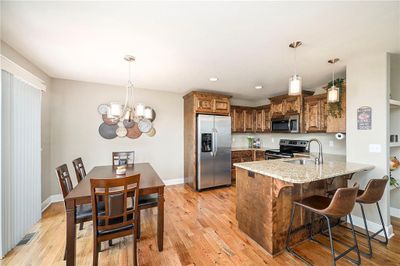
[{"xmin": 1, "ymin": 185, "xmax": 400, "ymax": 265}]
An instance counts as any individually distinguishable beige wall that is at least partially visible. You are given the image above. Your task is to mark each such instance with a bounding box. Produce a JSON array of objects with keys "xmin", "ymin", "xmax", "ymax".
[
  {"xmin": 346, "ymin": 53, "xmax": 391, "ymax": 232},
  {"xmin": 1, "ymin": 41, "xmax": 52, "ymax": 202},
  {"xmin": 49, "ymin": 79, "xmax": 184, "ymax": 195}
]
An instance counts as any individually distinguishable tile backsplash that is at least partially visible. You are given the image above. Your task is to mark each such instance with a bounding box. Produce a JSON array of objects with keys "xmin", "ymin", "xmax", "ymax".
[{"xmin": 232, "ymin": 133, "xmax": 346, "ymax": 155}]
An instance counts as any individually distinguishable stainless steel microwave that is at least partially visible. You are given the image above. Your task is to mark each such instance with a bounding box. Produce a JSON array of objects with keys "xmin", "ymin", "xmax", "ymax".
[{"xmin": 271, "ymin": 115, "xmax": 299, "ymax": 133}]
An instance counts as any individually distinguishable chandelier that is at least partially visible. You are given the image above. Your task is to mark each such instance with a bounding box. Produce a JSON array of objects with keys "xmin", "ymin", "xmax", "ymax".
[
  {"xmin": 97, "ymin": 55, "xmax": 155, "ymax": 139},
  {"xmin": 288, "ymin": 41, "xmax": 303, "ymax": 96}
]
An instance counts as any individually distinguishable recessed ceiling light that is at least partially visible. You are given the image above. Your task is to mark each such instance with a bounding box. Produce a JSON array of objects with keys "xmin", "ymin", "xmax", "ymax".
[
  {"xmin": 209, "ymin": 77, "xmax": 218, "ymax": 82},
  {"xmin": 255, "ymin": 85, "xmax": 263, "ymax": 90}
]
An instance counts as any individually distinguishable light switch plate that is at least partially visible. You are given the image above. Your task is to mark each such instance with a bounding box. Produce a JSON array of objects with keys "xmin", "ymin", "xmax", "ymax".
[{"xmin": 369, "ymin": 144, "xmax": 382, "ymax": 153}]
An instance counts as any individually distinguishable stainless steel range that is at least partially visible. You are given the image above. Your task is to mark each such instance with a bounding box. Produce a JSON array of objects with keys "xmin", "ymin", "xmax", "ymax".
[{"xmin": 265, "ymin": 139, "xmax": 309, "ymax": 160}]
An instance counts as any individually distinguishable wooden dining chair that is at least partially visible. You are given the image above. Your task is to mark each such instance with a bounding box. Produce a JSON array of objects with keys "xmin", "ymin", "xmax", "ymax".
[
  {"xmin": 112, "ymin": 151, "xmax": 135, "ymax": 166},
  {"xmin": 55, "ymin": 164, "xmax": 94, "ymax": 259},
  {"xmin": 72, "ymin": 157, "xmax": 86, "ymax": 183},
  {"xmin": 90, "ymin": 174, "xmax": 140, "ymax": 266}
]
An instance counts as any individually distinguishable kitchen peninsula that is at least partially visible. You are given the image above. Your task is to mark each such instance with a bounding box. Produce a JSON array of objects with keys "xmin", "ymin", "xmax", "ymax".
[{"xmin": 234, "ymin": 156, "xmax": 374, "ymax": 255}]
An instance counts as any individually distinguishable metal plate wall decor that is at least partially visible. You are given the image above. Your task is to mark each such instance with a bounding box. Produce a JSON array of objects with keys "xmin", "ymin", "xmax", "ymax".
[
  {"xmin": 102, "ymin": 114, "xmax": 118, "ymax": 125},
  {"xmin": 98, "ymin": 123, "xmax": 118, "ymax": 139},
  {"xmin": 126, "ymin": 123, "xmax": 142, "ymax": 139},
  {"xmin": 138, "ymin": 119, "xmax": 152, "ymax": 133},
  {"xmin": 98, "ymin": 104, "xmax": 156, "ymax": 139},
  {"xmin": 123, "ymin": 119, "xmax": 135, "ymax": 128},
  {"xmin": 97, "ymin": 104, "xmax": 109, "ymax": 115},
  {"xmin": 146, "ymin": 127, "xmax": 156, "ymax": 137}
]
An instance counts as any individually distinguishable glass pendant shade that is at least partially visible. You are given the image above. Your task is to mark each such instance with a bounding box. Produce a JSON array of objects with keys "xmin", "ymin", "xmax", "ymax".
[
  {"xmin": 109, "ymin": 102, "xmax": 123, "ymax": 117},
  {"xmin": 135, "ymin": 103, "xmax": 145, "ymax": 117},
  {"xmin": 288, "ymin": 75, "xmax": 302, "ymax": 96},
  {"xmin": 327, "ymin": 86, "xmax": 340, "ymax": 103},
  {"xmin": 144, "ymin": 106, "xmax": 153, "ymax": 119}
]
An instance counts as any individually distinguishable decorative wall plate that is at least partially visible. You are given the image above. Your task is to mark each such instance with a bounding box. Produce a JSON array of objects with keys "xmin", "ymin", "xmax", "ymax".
[
  {"xmin": 138, "ymin": 119, "xmax": 152, "ymax": 133},
  {"xmin": 102, "ymin": 114, "xmax": 118, "ymax": 125},
  {"xmin": 123, "ymin": 119, "xmax": 135, "ymax": 128},
  {"xmin": 146, "ymin": 127, "xmax": 156, "ymax": 137},
  {"xmin": 126, "ymin": 123, "xmax": 142, "ymax": 139},
  {"xmin": 116, "ymin": 126, "xmax": 127, "ymax": 137},
  {"xmin": 98, "ymin": 123, "xmax": 118, "ymax": 139},
  {"xmin": 97, "ymin": 104, "xmax": 109, "ymax": 115}
]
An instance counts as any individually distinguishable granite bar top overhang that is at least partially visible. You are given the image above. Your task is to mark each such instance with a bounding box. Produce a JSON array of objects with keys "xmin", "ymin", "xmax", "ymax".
[{"xmin": 233, "ymin": 157, "xmax": 374, "ymax": 184}]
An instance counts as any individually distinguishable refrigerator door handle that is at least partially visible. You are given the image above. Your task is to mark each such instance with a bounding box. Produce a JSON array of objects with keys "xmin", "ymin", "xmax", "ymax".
[{"xmin": 214, "ymin": 130, "xmax": 218, "ymax": 157}]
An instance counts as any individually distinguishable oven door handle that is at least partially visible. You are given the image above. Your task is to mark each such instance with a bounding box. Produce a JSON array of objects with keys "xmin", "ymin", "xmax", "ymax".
[{"xmin": 288, "ymin": 119, "xmax": 291, "ymax": 132}]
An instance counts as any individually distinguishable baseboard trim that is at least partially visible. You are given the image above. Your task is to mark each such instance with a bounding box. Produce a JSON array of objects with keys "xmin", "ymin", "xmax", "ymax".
[
  {"xmin": 163, "ymin": 178, "xmax": 184, "ymax": 186},
  {"xmin": 390, "ymin": 207, "xmax": 400, "ymax": 218},
  {"xmin": 41, "ymin": 194, "xmax": 63, "ymax": 212},
  {"xmin": 351, "ymin": 215, "xmax": 394, "ymax": 239}
]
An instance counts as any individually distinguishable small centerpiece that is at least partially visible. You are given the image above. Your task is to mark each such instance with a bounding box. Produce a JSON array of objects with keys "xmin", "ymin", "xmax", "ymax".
[
  {"xmin": 247, "ymin": 136, "xmax": 254, "ymax": 148},
  {"xmin": 116, "ymin": 165, "xmax": 127, "ymax": 176}
]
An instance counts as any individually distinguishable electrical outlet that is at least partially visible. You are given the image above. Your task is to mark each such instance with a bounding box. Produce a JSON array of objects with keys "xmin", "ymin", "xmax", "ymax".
[
  {"xmin": 369, "ymin": 144, "xmax": 382, "ymax": 153},
  {"xmin": 329, "ymin": 141, "xmax": 334, "ymax": 147}
]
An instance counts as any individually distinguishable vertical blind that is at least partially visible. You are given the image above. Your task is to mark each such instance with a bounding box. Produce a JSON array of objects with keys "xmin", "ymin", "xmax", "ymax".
[{"xmin": 1, "ymin": 70, "xmax": 42, "ymax": 257}]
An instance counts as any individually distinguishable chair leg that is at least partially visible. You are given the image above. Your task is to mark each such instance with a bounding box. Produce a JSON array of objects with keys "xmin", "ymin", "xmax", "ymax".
[
  {"xmin": 309, "ymin": 212, "xmax": 315, "ymax": 240},
  {"xmin": 324, "ymin": 215, "xmax": 336, "ymax": 266},
  {"xmin": 63, "ymin": 246, "xmax": 66, "ymax": 260},
  {"xmin": 348, "ymin": 214, "xmax": 361, "ymax": 265},
  {"xmin": 79, "ymin": 221, "xmax": 84, "ymax": 231},
  {"xmin": 133, "ymin": 236, "xmax": 138, "ymax": 266},
  {"xmin": 137, "ymin": 209, "xmax": 141, "ymax": 240},
  {"xmin": 93, "ymin": 240, "xmax": 99, "ymax": 266},
  {"xmin": 360, "ymin": 203, "xmax": 373, "ymax": 258},
  {"xmin": 376, "ymin": 202, "xmax": 389, "ymax": 245}
]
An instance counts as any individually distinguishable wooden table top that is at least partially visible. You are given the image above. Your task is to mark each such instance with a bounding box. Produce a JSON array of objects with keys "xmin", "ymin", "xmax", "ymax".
[{"xmin": 65, "ymin": 163, "xmax": 165, "ymax": 201}]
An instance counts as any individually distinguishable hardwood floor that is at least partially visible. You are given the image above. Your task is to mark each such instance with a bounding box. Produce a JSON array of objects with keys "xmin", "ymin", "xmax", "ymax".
[{"xmin": 1, "ymin": 184, "xmax": 399, "ymax": 265}]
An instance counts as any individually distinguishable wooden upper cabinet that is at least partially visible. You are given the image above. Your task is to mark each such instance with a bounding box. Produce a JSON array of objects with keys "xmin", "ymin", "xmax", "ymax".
[
  {"xmin": 254, "ymin": 108, "xmax": 264, "ymax": 132},
  {"xmin": 263, "ymin": 105, "xmax": 271, "ymax": 132},
  {"xmin": 283, "ymin": 96, "xmax": 301, "ymax": 115},
  {"xmin": 195, "ymin": 95, "xmax": 214, "ymax": 113},
  {"xmin": 213, "ymin": 98, "xmax": 230, "ymax": 115},
  {"xmin": 270, "ymin": 99, "xmax": 285, "ymax": 117},
  {"xmin": 326, "ymin": 86, "xmax": 346, "ymax": 133},
  {"xmin": 186, "ymin": 92, "xmax": 231, "ymax": 115},
  {"xmin": 231, "ymin": 106, "xmax": 245, "ymax": 133},
  {"xmin": 244, "ymin": 109, "xmax": 254, "ymax": 132},
  {"xmin": 304, "ymin": 94, "xmax": 327, "ymax": 133}
]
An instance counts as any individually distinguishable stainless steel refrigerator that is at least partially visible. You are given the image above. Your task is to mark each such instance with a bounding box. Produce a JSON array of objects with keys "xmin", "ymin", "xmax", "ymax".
[{"xmin": 197, "ymin": 114, "xmax": 231, "ymax": 190}]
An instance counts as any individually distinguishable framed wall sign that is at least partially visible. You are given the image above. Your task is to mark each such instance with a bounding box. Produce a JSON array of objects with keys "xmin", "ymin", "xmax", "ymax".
[{"xmin": 357, "ymin": 106, "xmax": 372, "ymax": 130}]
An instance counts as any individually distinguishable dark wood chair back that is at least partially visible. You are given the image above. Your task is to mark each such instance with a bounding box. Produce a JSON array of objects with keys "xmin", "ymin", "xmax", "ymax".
[
  {"xmin": 55, "ymin": 164, "xmax": 74, "ymax": 199},
  {"xmin": 357, "ymin": 175, "xmax": 389, "ymax": 204},
  {"xmin": 72, "ymin": 157, "xmax": 86, "ymax": 183},
  {"xmin": 322, "ymin": 183, "xmax": 359, "ymax": 218},
  {"xmin": 112, "ymin": 151, "xmax": 135, "ymax": 166},
  {"xmin": 90, "ymin": 174, "xmax": 140, "ymax": 234}
]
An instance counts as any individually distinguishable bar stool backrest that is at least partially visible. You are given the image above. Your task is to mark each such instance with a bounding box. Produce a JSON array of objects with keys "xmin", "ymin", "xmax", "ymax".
[
  {"xmin": 357, "ymin": 175, "xmax": 388, "ymax": 204},
  {"xmin": 322, "ymin": 184, "xmax": 359, "ymax": 218}
]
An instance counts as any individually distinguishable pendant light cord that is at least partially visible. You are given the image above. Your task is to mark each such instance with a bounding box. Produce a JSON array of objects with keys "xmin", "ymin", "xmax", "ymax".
[{"xmin": 294, "ymin": 47, "xmax": 297, "ymax": 76}]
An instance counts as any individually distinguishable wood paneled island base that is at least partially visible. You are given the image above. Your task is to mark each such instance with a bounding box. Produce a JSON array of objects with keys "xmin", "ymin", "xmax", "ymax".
[{"xmin": 235, "ymin": 167, "xmax": 350, "ymax": 256}]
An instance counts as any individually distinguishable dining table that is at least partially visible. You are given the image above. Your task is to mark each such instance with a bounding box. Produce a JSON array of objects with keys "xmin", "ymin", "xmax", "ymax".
[{"xmin": 64, "ymin": 163, "xmax": 165, "ymax": 266}]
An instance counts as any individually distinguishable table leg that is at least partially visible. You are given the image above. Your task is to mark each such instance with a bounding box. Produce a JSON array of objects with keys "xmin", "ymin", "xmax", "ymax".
[
  {"xmin": 65, "ymin": 199, "xmax": 76, "ymax": 266},
  {"xmin": 157, "ymin": 188, "xmax": 164, "ymax": 251}
]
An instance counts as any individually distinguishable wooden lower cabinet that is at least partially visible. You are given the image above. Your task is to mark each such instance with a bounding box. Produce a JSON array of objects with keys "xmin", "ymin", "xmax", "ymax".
[{"xmin": 231, "ymin": 150, "xmax": 265, "ymax": 179}]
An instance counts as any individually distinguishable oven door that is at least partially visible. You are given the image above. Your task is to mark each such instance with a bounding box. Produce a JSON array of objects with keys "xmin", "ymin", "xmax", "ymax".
[
  {"xmin": 289, "ymin": 115, "xmax": 300, "ymax": 133},
  {"xmin": 271, "ymin": 118, "xmax": 290, "ymax": 132}
]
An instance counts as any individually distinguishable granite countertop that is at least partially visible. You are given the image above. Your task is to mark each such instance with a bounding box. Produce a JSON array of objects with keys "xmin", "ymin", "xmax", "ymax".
[{"xmin": 233, "ymin": 155, "xmax": 373, "ymax": 184}]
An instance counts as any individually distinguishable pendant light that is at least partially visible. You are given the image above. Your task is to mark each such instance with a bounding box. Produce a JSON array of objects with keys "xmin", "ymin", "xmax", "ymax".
[
  {"xmin": 288, "ymin": 41, "xmax": 303, "ymax": 96},
  {"xmin": 107, "ymin": 55, "xmax": 153, "ymax": 122},
  {"xmin": 327, "ymin": 58, "xmax": 340, "ymax": 103}
]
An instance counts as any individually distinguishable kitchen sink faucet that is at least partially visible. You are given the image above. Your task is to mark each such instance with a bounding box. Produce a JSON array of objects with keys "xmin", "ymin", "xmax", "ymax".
[{"xmin": 307, "ymin": 138, "xmax": 324, "ymax": 165}]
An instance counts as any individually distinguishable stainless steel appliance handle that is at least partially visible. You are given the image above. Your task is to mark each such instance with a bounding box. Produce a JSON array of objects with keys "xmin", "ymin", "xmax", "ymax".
[
  {"xmin": 288, "ymin": 119, "xmax": 291, "ymax": 132},
  {"xmin": 214, "ymin": 130, "xmax": 218, "ymax": 157}
]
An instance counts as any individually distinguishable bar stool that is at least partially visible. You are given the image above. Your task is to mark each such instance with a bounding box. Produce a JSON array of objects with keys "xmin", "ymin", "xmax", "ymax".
[
  {"xmin": 351, "ymin": 176, "xmax": 389, "ymax": 257},
  {"xmin": 286, "ymin": 184, "xmax": 361, "ymax": 266}
]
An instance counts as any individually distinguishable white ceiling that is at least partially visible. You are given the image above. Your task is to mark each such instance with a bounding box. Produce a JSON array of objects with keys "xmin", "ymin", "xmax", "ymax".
[{"xmin": 1, "ymin": 1, "xmax": 399, "ymax": 99}]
